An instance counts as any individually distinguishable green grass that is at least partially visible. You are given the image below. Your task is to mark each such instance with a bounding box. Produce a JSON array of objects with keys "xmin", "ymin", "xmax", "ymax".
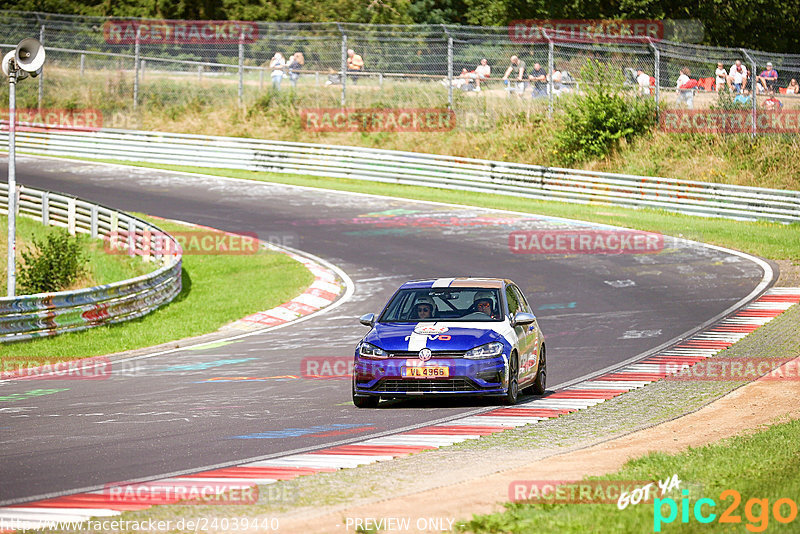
[
  {"xmin": 0, "ymin": 215, "xmax": 314, "ymax": 360},
  {"xmin": 72, "ymin": 160, "xmax": 800, "ymax": 260},
  {"xmin": 462, "ymin": 417, "xmax": 800, "ymax": 533},
  {"xmin": 0, "ymin": 214, "xmax": 152, "ymax": 291}
]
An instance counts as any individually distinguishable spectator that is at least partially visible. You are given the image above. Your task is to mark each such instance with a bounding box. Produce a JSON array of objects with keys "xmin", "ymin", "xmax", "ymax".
[
  {"xmin": 347, "ymin": 48, "xmax": 364, "ymax": 84},
  {"xmin": 728, "ymin": 60, "xmax": 748, "ymax": 93},
  {"xmin": 474, "ymin": 58, "xmax": 491, "ymax": 90},
  {"xmin": 549, "ymin": 65, "xmax": 563, "ymax": 95},
  {"xmin": 502, "ymin": 55, "xmax": 526, "ymax": 96},
  {"xmin": 758, "ymin": 62, "xmax": 778, "ymax": 93},
  {"xmin": 787, "ymin": 79, "xmax": 800, "ymax": 95},
  {"xmin": 528, "ymin": 62, "xmax": 547, "ymax": 98},
  {"xmin": 714, "ymin": 62, "xmax": 729, "ymax": 92},
  {"xmin": 636, "ymin": 68, "xmax": 651, "ymax": 95},
  {"xmin": 734, "ymin": 88, "xmax": 752, "ymax": 106},
  {"xmin": 676, "ymin": 67, "xmax": 695, "ymax": 108},
  {"xmin": 286, "ymin": 52, "xmax": 304, "ymax": 88},
  {"xmin": 269, "ymin": 52, "xmax": 285, "ymax": 90},
  {"xmin": 763, "ymin": 90, "xmax": 783, "ymax": 110}
]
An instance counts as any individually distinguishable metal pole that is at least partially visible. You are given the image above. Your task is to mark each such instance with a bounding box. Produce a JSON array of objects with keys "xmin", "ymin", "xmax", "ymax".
[
  {"xmin": 38, "ymin": 25, "xmax": 44, "ymax": 109},
  {"xmin": 546, "ymin": 31, "xmax": 554, "ymax": 118},
  {"xmin": 340, "ymin": 31, "xmax": 347, "ymax": 108},
  {"xmin": 447, "ymin": 35, "xmax": 453, "ymax": 109},
  {"xmin": 648, "ymin": 39, "xmax": 660, "ymax": 120},
  {"xmin": 80, "ymin": 53, "xmax": 85, "ymax": 75},
  {"xmin": 238, "ymin": 31, "xmax": 244, "ymax": 105},
  {"xmin": 741, "ymin": 49, "xmax": 757, "ymax": 137},
  {"xmin": 7, "ymin": 70, "xmax": 17, "ymax": 297},
  {"xmin": 133, "ymin": 28, "xmax": 140, "ymax": 111}
]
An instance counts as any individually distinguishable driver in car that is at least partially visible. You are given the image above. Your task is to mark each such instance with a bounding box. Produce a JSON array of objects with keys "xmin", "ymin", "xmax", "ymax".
[
  {"xmin": 412, "ymin": 296, "xmax": 436, "ymax": 320},
  {"xmin": 473, "ymin": 291, "xmax": 498, "ymax": 319}
]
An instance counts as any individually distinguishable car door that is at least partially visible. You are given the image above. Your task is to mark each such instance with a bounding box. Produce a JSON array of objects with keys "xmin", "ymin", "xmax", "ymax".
[
  {"xmin": 505, "ymin": 284, "xmax": 532, "ymax": 380},
  {"xmin": 511, "ymin": 284, "xmax": 539, "ymax": 382}
]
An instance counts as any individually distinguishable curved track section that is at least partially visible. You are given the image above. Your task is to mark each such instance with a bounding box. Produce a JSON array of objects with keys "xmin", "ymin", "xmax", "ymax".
[{"xmin": 0, "ymin": 156, "xmax": 772, "ymax": 504}]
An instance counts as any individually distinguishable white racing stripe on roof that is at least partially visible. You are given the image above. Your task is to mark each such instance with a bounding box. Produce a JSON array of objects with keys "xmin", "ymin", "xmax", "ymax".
[{"xmin": 432, "ymin": 278, "xmax": 455, "ymax": 288}]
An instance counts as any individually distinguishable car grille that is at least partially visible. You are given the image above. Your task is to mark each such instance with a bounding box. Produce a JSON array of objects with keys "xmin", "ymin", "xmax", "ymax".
[
  {"xmin": 373, "ymin": 378, "xmax": 479, "ymax": 392},
  {"xmin": 387, "ymin": 350, "xmax": 466, "ymax": 359}
]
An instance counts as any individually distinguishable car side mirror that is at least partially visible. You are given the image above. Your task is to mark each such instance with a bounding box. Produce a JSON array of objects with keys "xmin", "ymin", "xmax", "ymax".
[
  {"xmin": 359, "ymin": 313, "xmax": 375, "ymax": 327},
  {"xmin": 512, "ymin": 312, "xmax": 536, "ymax": 326}
]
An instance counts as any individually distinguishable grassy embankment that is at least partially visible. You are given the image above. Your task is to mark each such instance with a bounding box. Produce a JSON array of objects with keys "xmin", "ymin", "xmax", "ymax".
[
  {"xmin": 464, "ymin": 417, "xmax": 800, "ymax": 533},
  {"xmin": 6, "ymin": 66, "xmax": 798, "ymax": 191},
  {"xmin": 0, "ymin": 215, "xmax": 314, "ymax": 360}
]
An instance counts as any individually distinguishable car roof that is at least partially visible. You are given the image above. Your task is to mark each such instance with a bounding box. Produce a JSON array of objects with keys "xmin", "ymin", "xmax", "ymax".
[{"xmin": 400, "ymin": 277, "xmax": 508, "ymax": 290}]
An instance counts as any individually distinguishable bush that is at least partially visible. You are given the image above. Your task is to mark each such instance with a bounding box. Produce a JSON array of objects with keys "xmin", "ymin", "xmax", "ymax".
[
  {"xmin": 554, "ymin": 59, "xmax": 656, "ymax": 165},
  {"xmin": 18, "ymin": 230, "xmax": 87, "ymax": 294}
]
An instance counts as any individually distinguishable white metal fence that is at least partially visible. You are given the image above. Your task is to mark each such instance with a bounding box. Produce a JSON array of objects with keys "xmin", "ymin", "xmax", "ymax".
[
  {"xmin": 3, "ymin": 126, "xmax": 798, "ymax": 223},
  {"xmin": 0, "ymin": 182, "xmax": 182, "ymax": 341}
]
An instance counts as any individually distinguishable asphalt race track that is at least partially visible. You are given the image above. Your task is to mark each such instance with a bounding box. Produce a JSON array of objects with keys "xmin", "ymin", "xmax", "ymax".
[{"xmin": 0, "ymin": 156, "xmax": 771, "ymax": 504}]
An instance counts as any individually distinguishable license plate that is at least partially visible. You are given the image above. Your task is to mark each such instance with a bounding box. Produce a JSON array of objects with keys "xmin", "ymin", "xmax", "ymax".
[{"xmin": 403, "ymin": 366, "xmax": 449, "ymax": 378}]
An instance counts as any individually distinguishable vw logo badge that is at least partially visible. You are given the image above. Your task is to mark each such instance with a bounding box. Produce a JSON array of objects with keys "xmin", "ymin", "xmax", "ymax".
[{"xmin": 418, "ymin": 348, "xmax": 432, "ymax": 361}]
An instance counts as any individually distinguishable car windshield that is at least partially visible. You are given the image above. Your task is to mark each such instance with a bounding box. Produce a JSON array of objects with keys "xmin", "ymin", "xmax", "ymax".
[{"xmin": 379, "ymin": 288, "xmax": 503, "ymax": 322}]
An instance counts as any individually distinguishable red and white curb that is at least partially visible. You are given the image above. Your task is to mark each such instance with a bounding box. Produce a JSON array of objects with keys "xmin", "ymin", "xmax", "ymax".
[
  {"xmin": 3, "ymin": 288, "xmax": 798, "ymax": 528},
  {"xmin": 225, "ymin": 245, "xmax": 342, "ymax": 331},
  {"xmin": 153, "ymin": 217, "xmax": 344, "ymax": 331}
]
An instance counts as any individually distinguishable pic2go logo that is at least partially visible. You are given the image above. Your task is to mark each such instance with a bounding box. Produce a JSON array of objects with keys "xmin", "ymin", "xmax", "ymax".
[{"xmin": 654, "ymin": 489, "xmax": 798, "ymax": 532}]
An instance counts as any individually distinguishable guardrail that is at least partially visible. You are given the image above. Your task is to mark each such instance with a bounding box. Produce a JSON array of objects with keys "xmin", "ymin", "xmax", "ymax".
[
  {"xmin": 0, "ymin": 182, "xmax": 182, "ymax": 342},
  {"xmin": 3, "ymin": 126, "xmax": 799, "ymax": 223}
]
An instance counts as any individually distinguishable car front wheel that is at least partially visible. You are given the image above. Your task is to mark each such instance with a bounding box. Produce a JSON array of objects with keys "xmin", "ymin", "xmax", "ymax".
[
  {"xmin": 503, "ymin": 353, "xmax": 519, "ymax": 405},
  {"xmin": 352, "ymin": 380, "xmax": 379, "ymax": 408}
]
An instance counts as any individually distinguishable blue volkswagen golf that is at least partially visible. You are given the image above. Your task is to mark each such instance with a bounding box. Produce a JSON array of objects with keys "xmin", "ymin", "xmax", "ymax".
[{"xmin": 352, "ymin": 277, "xmax": 546, "ymax": 408}]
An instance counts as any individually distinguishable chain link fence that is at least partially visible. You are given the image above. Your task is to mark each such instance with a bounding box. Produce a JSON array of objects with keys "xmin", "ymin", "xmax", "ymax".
[{"xmin": 1, "ymin": 11, "xmax": 800, "ymax": 134}]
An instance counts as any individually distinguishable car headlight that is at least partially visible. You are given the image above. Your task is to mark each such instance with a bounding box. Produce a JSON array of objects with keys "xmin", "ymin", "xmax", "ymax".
[
  {"xmin": 359, "ymin": 342, "xmax": 388, "ymax": 359},
  {"xmin": 464, "ymin": 341, "xmax": 504, "ymax": 359}
]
